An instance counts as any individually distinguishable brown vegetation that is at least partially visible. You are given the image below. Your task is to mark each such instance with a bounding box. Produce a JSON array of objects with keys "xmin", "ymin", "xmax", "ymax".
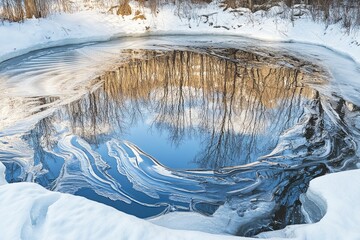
[
  {"xmin": 1, "ymin": 0, "xmax": 360, "ymax": 31},
  {"xmin": 132, "ymin": 9, "xmax": 146, "ymax": 20},
  {"xmin": 0, "ymin": 0, "xmax": 67, "ymax": 21},
  {"xmin": 117, "ymin": 0, "xmax": 132, "ymax": 16}
]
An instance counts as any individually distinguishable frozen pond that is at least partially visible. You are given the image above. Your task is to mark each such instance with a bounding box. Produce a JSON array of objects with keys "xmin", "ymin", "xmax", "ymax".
[{"xmin": 0, "ymin": 35, "xmax": 359, "ymax": 236}]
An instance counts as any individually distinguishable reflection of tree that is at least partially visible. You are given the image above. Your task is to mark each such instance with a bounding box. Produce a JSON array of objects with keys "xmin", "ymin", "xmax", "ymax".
[
  {"xmin": 7, "ymin": 48, "xmax": 357, "ymax": 236},
  {"xmin": 24, "ymin": 97, "xmax": 58, "ymax": 152},
  {"xmin": 22, "ymin": 97, "xmax": 58, "ymax": 183},
  {"xmin": 55, "ymin": 49, "xmax": 319, "ymax": 168}
]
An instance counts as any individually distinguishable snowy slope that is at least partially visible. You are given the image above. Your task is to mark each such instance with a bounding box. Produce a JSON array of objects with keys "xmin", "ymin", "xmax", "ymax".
[
  {"xmin": 258, "ymin": 170, "xmax": 360, "ymax": 239},
  {"xmin": 0, "ymin": 162, "xmax": 6, "ymax": 186},
  {"xmin": 1, "ymin": 2, "xmax": 360, "ymax": 240},
  {"xmin": 0, "ymin": 3, "xmax": 360, "ymax": 64},
  {"xmin": 0, "ymin": 181, "xmax": 243, "ymax": 240},
  {"xmin": 1, "ymin": 160, "xmax": 360, "ymax": 240}
]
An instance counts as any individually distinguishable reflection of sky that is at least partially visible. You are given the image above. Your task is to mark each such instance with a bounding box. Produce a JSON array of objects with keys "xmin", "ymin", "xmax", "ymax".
[
  {"xmin": 76, "ymin": 188, "xmax": 169, "ymax": 218},
  {"xmin": 78, "ymin": 142, "xmax": 179, "ymax": 218},
  {"xmin": 119, "ymin": 103, "xmax": 301, "ymax": 170},
  {"xmin": 0, "ymin": 38, "xmax": 358, "ymax": 233},
  {"xmin": 125, "ymin": 119, "xmax": 200, "ymax": 170},
  {"xmin": 115, "ymin": 86, "xmax": 308, "ymax": 170}
]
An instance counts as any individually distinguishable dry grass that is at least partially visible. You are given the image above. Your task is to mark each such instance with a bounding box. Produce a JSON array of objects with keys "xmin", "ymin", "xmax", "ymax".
[
  {"xmin": 0, "ymin": 0, "xmax": 68, "ymax": 21},
  {"xmin": 1, "ymin": 0, "xmax": 360, "ymax": 31},
  {"xmin": 1, "ymin": 0, "xmax": 24, "ymax": 21},
  {"xmin": 117, "ymin": 0, "xmax": 132, "ymax": 15},
  {"xmin": 132, "ymin": 9, "xmax": 146, "ymax": 19}
]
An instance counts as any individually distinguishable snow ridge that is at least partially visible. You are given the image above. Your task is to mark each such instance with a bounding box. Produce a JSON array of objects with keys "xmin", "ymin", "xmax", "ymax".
[{"xmin": 1, "ymin": 4, "xmax": 360, "ymax": 64}]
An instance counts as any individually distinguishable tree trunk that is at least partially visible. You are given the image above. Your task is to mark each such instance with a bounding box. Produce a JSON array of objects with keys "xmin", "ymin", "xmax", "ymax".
[
  {"xmin": 248, "ymin": 0, "xmax": 253, "ymax": 11},
  {"xmin": 25, "ymin": 0, "xmax": 38, "ymax": 18},
  {"xmin": 285, "ymin": 0, "xmax": 292, "ymax": 7}
]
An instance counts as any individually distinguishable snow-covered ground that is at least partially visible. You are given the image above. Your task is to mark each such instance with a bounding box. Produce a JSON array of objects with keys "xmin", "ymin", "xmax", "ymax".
[
  {"xmin": 0, "ymin": 162, "xmax": 240, "ymax": 240},
  {"xmin": 1, "ymin": 2, "xmax": 360, "ymax": 239},
  {"xmin": 0, "ymin": 2, "xmax": 359, "ymax": 64},
  {"xmin": 1, "ymin": 160, "xmax": 360, "ymax": 240},
  {"xmin": 258, "ymin": 169, "xmax": 360, "ymax": 239}
]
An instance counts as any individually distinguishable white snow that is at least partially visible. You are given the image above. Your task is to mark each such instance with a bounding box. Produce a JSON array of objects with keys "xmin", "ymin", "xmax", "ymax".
[
  {"xmin": 0, "ymin": 168, "xmax": 359, "ymax": 239},
  {"xmin": 258, "ymin": 169, "xmax": 360, "ymax": 239},
  {"xmin": 150, "ymin": 200, "xmax": 276, "ymax": 235},
  {"xmin": 0, "ymin": 161, "xmax": 6, "ymax": 185},
  {"xmin": 1, "ymin": 1, "xmax": 360, "ymax": 239},
  {"xmin": 158, "ymin": 170, "xmax": 360, "ymax": 240},
  {"xmin": 0, "ymin": 182, "xmax": 243, "ymax": 240},
  {"xmin": 0, "ymin": 2, "xmax": 360, "ymax": 64}
]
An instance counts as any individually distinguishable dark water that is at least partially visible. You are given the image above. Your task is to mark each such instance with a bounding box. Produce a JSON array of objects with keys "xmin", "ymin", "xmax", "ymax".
[{"xmin": 0, "ymin": 41, "xmax": 359, "ymax": 236}]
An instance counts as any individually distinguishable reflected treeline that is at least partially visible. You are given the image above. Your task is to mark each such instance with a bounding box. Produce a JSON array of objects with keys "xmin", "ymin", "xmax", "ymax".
[
  {"xmin": 4, "ymin": 48, "xmax": 360, "ymax": 237},
  {"xmin": 60, "ymin": 49, "xmax": 319, "ymax": 169}
]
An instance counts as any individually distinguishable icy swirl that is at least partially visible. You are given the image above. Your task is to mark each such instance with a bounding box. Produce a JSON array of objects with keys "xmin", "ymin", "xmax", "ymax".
[{"xmin": 1, "ymin": 36, "xmax": 360, "ymax": 236}]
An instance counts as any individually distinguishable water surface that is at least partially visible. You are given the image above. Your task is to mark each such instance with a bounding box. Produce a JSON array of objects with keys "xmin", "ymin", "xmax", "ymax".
[{"xmin": 0, "ymin": 36, "xmax": 359, "ymax": 236}]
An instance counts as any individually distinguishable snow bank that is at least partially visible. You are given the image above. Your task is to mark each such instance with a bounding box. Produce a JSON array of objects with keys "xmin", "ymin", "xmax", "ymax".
[
  {"xmin": 0, "ymin": 161, "xmax": 6, "ymax": 185},
  {"xmin": 1, "ymin": 3, "xmax": 360, "ymax": 64},
  {"xmin": 152, "ymin": 170, "xmax": 360, "ymax": 239},
  {"xmin": 0, "ymin": 182, "xmax": 243, "ymax": 240},
  {"xmin": 0, "ymin": 169, "xmax": 359, "ymax": 239},
  {"xmin": 1, "ymin": 2, "xmax": 360, "ymax": 239},
  {"xmin": 259, "ymin": 169, "xmax": 360, "ymax": 239}
]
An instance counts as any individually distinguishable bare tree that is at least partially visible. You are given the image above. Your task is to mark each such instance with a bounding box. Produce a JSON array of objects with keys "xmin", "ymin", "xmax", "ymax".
[
  {"xmin": 1, "ymin": 0, "xmax": 66, "ymax": 21},
  {"xmin": 2, "ymin": 0, "xmax": 360, "ymax": 30},
  {"xmin": 25, "ymin": 0, "xmax": 38, "ymax": 18}
]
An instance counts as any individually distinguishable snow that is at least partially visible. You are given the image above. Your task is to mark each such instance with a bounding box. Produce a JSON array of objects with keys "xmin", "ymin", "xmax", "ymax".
[
  {"xmin": 0, "ymin": 182, "xmax": 243, "ymax": 240},
  {"xmin": 0, "ymin": 3, "xmax": 360, "ymax": 64},
  {"xmin": 0, "ymin": 161, "xmax": 6, "ymax": 185},
  {"xmin": 258, "ymin": 170, "xmax": 360, "ymax": 239},
  {"xmin": 1, "ymin": 1, "xmax": 360, "ymax": 239},
  {"xmin": 150, "ymin": 200, "xmax": 276, "ymax": 235},
  {"xmin": 0, "ymin": 168, "xmax": 359, "ymax": 239},
  {"xmin": 156, "ymin": 170, "xmax": 360, "ymax": 240}
]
